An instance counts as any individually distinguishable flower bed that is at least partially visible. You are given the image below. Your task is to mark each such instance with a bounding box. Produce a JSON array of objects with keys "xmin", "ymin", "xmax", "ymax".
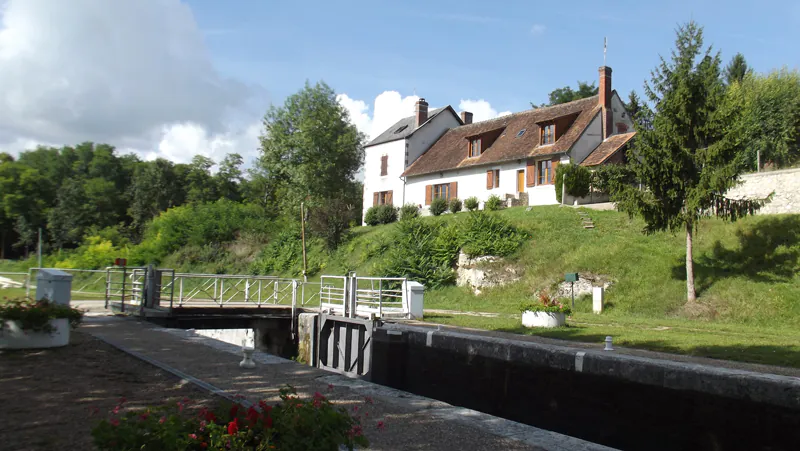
[
  {"xmin": 0, "ymin": 298, "xmax": 83, "ymax": 349},
  {"xmin": 519, "ymin": 293, "xmax": 570, "ymax": 328},
  {"xmin": 92, "ymin": 385, "xmax": 382, "ymax": 450}
]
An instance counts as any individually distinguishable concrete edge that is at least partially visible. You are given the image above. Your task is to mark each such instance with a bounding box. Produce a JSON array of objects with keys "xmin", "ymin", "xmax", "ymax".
[{"xmin": 382, "ymin": 323, "xmax": 800, "ymax": 411}]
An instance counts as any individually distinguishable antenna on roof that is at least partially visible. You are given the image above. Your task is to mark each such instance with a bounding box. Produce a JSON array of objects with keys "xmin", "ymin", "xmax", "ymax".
[{"xmin": 603, "ymin": 37, "xmax": 608, "ymax": 66}]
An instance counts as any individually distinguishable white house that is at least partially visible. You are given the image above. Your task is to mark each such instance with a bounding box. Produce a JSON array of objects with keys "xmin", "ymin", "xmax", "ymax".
[
  {"xmin": 361, "ymin": 99, "xmax": 462, "ymax": 220},
  {"xmin": 362, "ymin": 66, "xmax": 636, "ymax": 220}
]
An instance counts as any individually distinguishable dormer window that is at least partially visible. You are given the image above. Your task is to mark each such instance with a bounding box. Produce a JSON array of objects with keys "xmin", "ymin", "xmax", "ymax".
[
  {"xmin": 469, "ymin": 138, "xmax": 482, "ymax": 157},
  {"xmin": 541, "ymin": 124, "xmax": 555, "ymax": 145}
]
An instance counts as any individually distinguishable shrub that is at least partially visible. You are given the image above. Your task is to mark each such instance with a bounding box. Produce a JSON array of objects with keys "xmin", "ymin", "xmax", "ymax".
[
  {"xmin": 429, "ymin": 197, "xmax": 448, "ymax": 216},
  {"xmin": 375, "ymin": 204, "xmax": 398, "ymax": 224},
  {"xmin": 308, "ymin": 198, "xmax": 358, "ymax": 249},
  {"xmin": 400, "ymin": 203, "xmax": 420, "ymax": 220},
  {"xmin": 555, "ymin": 164, "xmax": 592, "ymax": 203},
  {"xmin": 484, "ymin": 194, "xmax": 503, "ymax": 211},
  {"xmin": 464, "ymin": 196, "xmax": 480, "ymax": 211},
  {"xmin": 0, "ymin": 298, "xmax": 83, "ymax": 333},
  {"xmin": 249, "ymin": 228, "xmax": 304, "ymax": 276},
  {"xmin": 461, "ymin": 211, "xmax": 526, "ymax": 257},
  {"xmin": 591, "ymin": 164, "xmax": 636, "ymax": 194},
  {"xmin": 377, "ymin": 218, "xmax": 456, "ymax": 288},
  {"xmin": 92, "ymin": 385, "xmax": 375, "ymax": 451},
  {"xmin": 448, "ymin": 198, "xmax": 462, "ymax": 213},
  {"xmin": 520, "ymin": 292, "xmax": 572, "ymax": 315},
  {"xmin": 363, "ymin": 206, "xmax": 380, "ymax": 226}
]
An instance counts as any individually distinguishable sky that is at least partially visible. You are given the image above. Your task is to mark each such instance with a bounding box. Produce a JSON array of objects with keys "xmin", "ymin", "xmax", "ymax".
[{"xmin": 1, "ymin": 0, "xmax": 799, "ymax": 167}]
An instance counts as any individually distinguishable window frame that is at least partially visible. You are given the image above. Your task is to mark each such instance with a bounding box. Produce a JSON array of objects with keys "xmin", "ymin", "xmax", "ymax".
[
  {"xmin": 433, "ymin": 183, "xmax": 450, "ymax": 200},
  {"xmin": 491, "ymin": 169, "xmax": 500, "ymax": 188},
  {"xmin": 377, "ymin": 191, "xmax": 390, "ymax": 205},
  {"xmin": 537, "ymin": 160, "xmax": 553, "ymax": 185},
  {"xmin": 469, "ymin": 138, "xmax": 482, "ymax": 158},
  {"xmin": 540, "ymin": 124, "xmax": 555, "ymax": 145}
]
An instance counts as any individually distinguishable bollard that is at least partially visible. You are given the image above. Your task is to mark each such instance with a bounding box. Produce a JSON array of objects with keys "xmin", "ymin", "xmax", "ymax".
[
  {"xmin": 604, "ymin": 336, "xmax": 614, "ymax": 351},
  {"xmin": 592, "ymin": 286, "xmax": 604, "ymax": 314},
  {"xmin": 239, "ymin": 337, "xmax": 256, "ymax": 368}
]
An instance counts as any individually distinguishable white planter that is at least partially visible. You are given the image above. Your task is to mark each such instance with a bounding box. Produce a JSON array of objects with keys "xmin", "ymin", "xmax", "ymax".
[
  {"xmin": 0, "ymin": 318, "xmax": 70, "ymax": 349},
  {"xmin": 522, "ymin": 311, "xmax": 566, "ymax": 328}
]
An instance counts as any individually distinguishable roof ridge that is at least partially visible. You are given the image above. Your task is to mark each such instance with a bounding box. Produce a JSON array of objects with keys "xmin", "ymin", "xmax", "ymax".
[{"xmin": 460, "ymin": 95, "xmax": 600, "ymax": 128}]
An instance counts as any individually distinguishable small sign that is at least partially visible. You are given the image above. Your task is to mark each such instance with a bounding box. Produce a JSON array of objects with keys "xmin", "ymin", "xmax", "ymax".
[
  {"xmin": 565, "ymin": 272, "xmax": 579, "ymax": 282},
  {"xmin": 115, "ymin": 258, "xmax": 127, "ymax": 267}
]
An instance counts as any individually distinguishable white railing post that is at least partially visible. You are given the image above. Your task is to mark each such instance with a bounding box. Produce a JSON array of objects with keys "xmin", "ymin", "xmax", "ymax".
[{"xmin": 179, "ymin": 277, "xmax": 184, "ymax": 306}]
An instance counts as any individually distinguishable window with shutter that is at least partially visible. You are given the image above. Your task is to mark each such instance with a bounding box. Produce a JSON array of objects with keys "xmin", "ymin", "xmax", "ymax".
[{"xmin": 380, "ymin": 155, "xmax": 388, "ymax": 176}]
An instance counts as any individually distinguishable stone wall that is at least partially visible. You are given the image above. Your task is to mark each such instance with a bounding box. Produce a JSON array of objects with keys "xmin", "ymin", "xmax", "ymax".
[{"xmin": 726, "ymin": 167, "xmax": 800, "ymax": 215}]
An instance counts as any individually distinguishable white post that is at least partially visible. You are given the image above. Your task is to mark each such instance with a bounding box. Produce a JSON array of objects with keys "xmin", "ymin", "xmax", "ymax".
[
  {"xmin": 592, "ymin": 286, "xmax": 604, "ymax": 314},
  {"xmin": 406, "ymin": 281, "xmax": 425, "ymax": 319},
  {"xmin": 35, "ymin": 269, "xmax": 73, "ymax": 305},
  {"xmin": 37, "ymin": 228, "xmax": 42, "ymax": 269}
]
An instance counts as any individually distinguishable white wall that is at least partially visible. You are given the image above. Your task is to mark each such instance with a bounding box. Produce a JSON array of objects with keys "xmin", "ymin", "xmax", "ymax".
[
  {"xmin": 362, "ymin": 139, "xmax": 406, "ymax": 221},
  {"xmin": 570, "ymin": 113, "xmax": 602, "ymax": 164},
  {"xmin": 406, "ymin": 160, "xmax": 536, "ymax": 211},
  {"xmin": 611, "ymin": 92, "xmax": 634, "ymax": 134},
  {"xmin": 407, "ymin": 111, "xmax": 461, "ymax": 166},
  {"xmin": 726, "ymin": 167, "xmax": 800, "ymax": 214}
]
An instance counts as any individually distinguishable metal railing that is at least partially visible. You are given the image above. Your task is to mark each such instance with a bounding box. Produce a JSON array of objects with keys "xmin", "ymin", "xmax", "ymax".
[
  {"xmin": 0, "ymin": 272, "xmax": 30, "ymax": 290},
  {"xmin": 169, "ymin": 273, "xmax": 322, "ymax": 308},
  {"xmin": 23, "ymin": 268, "xmax": 130, "ymax": 300},
  {"xmin": 319, "ymin": 274, "xmax": 410, "ymax": 319}
]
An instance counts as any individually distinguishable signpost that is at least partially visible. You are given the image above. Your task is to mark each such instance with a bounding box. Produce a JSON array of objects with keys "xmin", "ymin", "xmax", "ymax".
[{"xmin": 565, "ymin": 273, "xmax": 579, "ymax": 308}]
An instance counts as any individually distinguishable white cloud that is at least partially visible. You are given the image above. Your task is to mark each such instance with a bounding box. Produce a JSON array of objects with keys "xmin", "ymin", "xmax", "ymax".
[
  {"xmin": 531, "ymin": 24, "xmax": 546, "ymax": 35},
  {"xmin": 143, "ymin": 121, "xmax": 261, "ymax": 165},
  {"xmin": 458, "ymin": 99, "xmax": 512, "ymax": 123},
  {"xmin": 338, "ymin": 91, "xmax": 420, "ymax": 140},
  {"xmin": 0, "ymin": 0, "xmax": 263, "ymax": 163}
]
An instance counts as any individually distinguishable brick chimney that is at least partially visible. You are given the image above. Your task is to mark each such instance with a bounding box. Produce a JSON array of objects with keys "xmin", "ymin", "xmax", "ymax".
[
  {"xmin": 599, "ymin": 66, "xmax": 613, "ymax": 139},
  {"xmin": 415, "ymin": 98, "xmax": 429, "ymax": 128},
  {"xmin": 460, "ymin": 111, "xmax": 473, "ymax": 125}
]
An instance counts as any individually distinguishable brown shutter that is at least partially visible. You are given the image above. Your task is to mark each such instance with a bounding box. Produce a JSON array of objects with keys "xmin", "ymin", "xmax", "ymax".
[
  {"xmin": 373, "ymin": 192, "xmax": 379, "ymax": 206},
  {"xmin": 551, "ymin": 158, "xmax": 559, "ymax": 185},
  {"xmin": 486, "ymin": 170, "xmax": 493, "ymax": 189},
  {"xmin": 449, "ymin": 182, "xmax": 457, "ymax": 200},
  {"xmin": 425, "ymin": 185, "xmax": 432, "ymax": 205},
  {"xmin": 526, "ymin": 161, "xmax": 535, "ymax": 186},
  {"xmin": 380, "ymin": 155, "xmax": 388, "ymax": 176},
  {"xmin": 386, "ymin": 190, "xmax": 393, "ymax": 206}
]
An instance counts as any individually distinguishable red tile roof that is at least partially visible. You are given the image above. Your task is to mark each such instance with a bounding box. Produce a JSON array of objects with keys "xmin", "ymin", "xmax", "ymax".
[
  {"xmin": 581, "ymin": 132, "xmax": 636, "ymax": 166},
  {"xmin": 402, "ymin": 96, "xmax": 601, "ymax": 177}
]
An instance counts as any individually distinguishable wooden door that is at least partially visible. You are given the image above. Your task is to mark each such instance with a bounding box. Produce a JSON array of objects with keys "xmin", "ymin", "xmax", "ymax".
[{"xmin": 517, "ymin": 170, "xmax": 525, "ymax": 193}]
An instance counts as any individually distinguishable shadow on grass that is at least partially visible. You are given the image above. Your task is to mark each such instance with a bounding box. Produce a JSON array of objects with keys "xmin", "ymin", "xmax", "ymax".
[
  {"xmin": 497, "ymin": 325, "xmax": 800, "ymax": 368},
  {"xmin": 672, "ymin": 215, "xmax": 800, "ymax": 295}
]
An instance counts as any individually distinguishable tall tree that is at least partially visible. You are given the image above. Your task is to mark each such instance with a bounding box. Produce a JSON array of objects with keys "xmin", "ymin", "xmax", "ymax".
[
  {"xmin": 612, "ymin": 22, "xmax": 767, "ymax": 303},
  {"xmin": 128, "ymin": 159, "xmax": 187, "ymax": 230},
  {"xmin": 724, "ymin": 53, "xmax": 751, "ymax": 85},
  {"xmin": 257, "ymin": 81, "xmax": 364, "ymax": 216},
  {"xmin": 185, "ymin": 155, "xmax": 218, "ymax": 204},
  {"xmin": 215, "ymin": 153, "xmax": 244, "ymax": 202}
]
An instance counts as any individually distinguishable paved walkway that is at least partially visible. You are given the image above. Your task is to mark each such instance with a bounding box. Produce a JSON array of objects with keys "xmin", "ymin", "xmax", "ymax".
[{"xmin": 81, "ymin": 317, "xmax": 614, "ymax": 451}]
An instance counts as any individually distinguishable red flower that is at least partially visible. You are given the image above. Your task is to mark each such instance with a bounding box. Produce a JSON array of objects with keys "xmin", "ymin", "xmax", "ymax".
[
  {"xmin": 364, "ymin": 396, "xmax": 374, "ymax": 404},
  {"xmin": 159, "ymin": 416, "xmax": 166, "ymax": 424},
  {"xmin": 139, "ymin": 412, "xmax": 150, "ymax": 421},
  {"xmin": 204, "ymin": 410, "xmax": 216, "ymax": 423},
  {"xmin": 110, "ymin": 418, "xmax": 120, "ymax": 427},
  {"xmin": 227, "ymin": 418, "xmax": 239, "ymax": 435},
  {"xmin": 327, "ymin": 384, "xmax": 334, "ymax": 392},
  {"xmin": 188, "ymin": 433, "xmax": 198, "ymax": 440},
  {"xmin": 200, "ymin": 443, "xmax": 208, "ymax": 449},
  {"xmin": 177, "ymin": 401, "xmax": 184, "ymax": 412},
  {"xmin": 264, "ymin": 415, "xmax": 273, "ymax": 429},
  {"xmin": 112, "ymin": 405, "xmax": 120, "ymax": 415},
  {"xmin": 246, "ymin": 406, "xmax": 259, "ymax": 425},
  {"xmin": 229, "ymin": 405, "xmax": 240, "ymax": 419},
  {"xmin": 258, "ymin": 400, "xmax": 269, "ymax": 411},
  {"xmin": 377, "ymin": 420, "xmax": 385, "ymax": 431}
]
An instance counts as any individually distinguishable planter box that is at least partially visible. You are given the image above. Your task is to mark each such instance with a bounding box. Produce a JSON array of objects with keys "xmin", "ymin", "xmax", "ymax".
[
  {"xmin": 0, "ymin": 318, "xmax": 70, "ymax": 349},
  {"xmin": 522, "ymin": 311, "xmax": 566, "ymax": 328}
]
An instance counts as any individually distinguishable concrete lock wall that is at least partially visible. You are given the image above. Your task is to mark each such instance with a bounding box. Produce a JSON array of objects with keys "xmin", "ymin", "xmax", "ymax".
[{"xmin": 726, "ymin": 167, "xmax": 800, "ymax": 214}]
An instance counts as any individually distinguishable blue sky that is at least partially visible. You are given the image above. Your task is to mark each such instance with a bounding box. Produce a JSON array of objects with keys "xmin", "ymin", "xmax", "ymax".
[{"xmin": 189, "ymin": 0, "xmax": 800, "ymax": 116}]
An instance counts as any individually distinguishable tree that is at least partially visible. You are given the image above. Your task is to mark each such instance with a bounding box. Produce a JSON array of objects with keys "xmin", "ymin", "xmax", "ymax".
[
  {"xmin": 611, "ymin": 22, "xmax": 768, "ymax": 303},
  {"xmin": 215, "ymin": 153, "xmax": 244, "ymax": 202},
  {"xmin": 724, "ymin": 53, "xmax": 751, "ymax": 85},
  {"xmin": 728, "ymin": 68, "xmax": 800, "ymax": 169},
  {"xmin": 625, "ymin": 90, "xmax": 643, "ymax": 124},
  {"xmin": 531, "ymin": 81, "xmax": 599, "ymax": 108},
  {"xmin": 257, "ymin": 81, "xmax": 365, "ymax": 244},
  {"xmin": 185, "ymin": 155, "xmax": 218, "ymax": 204},
  {"xmin": 128, "ymin": 159, "xmax": 186, "ymax": 231}
]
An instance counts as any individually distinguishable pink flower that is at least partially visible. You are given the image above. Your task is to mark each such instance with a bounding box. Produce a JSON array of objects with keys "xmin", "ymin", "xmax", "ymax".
[
  {"xmin": 364, "ymin": 396, "xmax": 374, "ymax": 404},
  {"xmin": 110, "ymin": 418, "xmax": 120, "ymax": 427},
  {"xmin": 139, "ymin": 412, "xmax": 150, "ymax": 421},
  {"xmin": 327, "ymin": 384, "xmax": 334, "ymax": 392},
  {"xmin": 112, "ymin": 405, "xmax": 120, "ymax": 415},
  {"xmin": 188, "ymin": 433, "xmax": 198, "ymax": 440},
  {"xmin": 159, "ymin": 416, "xmax": 166, "ymax": 424},
  {"xmin": 377, "ymin": 420, "xmax": 385, "ymax": 431},
  {"xmin": 352, "ymin": 405, "xmax": 359, "ymax": 413}
]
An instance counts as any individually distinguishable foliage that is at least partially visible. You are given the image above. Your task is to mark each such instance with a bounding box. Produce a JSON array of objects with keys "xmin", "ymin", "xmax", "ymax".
[
  {"xmin": 364, "ymin": 205, "xmax": 397, "ymax": 226},
  {"xmin": 429, "ymin": 197, "xmax": 448, "ymax": 216},
  {"xmin": 724, "ymin": 53, "xmax": 751, "ymax": 85},
  {"xmin": 610, "ymin": 21, "xmax": 767, "ymax": 303},
  {"xmin": 0, "ymin": 298, "xmax": 83, "ymax": 333},
  {"xmin": 591, "ymin": 164, "xmax": 636, "ymax": 195},
  {"xmin": 92, "ymin": 385, "xmax": 375, "ymax": 451},
  {"xmin": 554, "ymin": 164, "xmax": 592, "ymax": 203},
  {"xmin": 399, "ymin": 203, "xmax": 420, "ymax": 221},
  {"xmin": 448, "ymin": 198, "xmax": 462, "ymax": 214},
  {"xmin": 256, "ymin": 81, "xmax": 364, "ymax": 226},
  {"xmin": 307, "ymin": 198, "xmax": 356, "ymax": 249},
  {"xmin": 519, "ymin": 292, "xmax": 572, "ymax": 315},
  {"xmin": 727, "ymin": 68, "xmax": 800, "ymax": 169},
  {"xmin": 250, "ymin": 228, "xmax": 305, "ymax": 276},
  {"xmin": 532, "ymin": 81, "xmax": 598, "ymax": 108},
  {"xmin": 374, "ymin": 205, "xmax": 398, "ymax": 225},
  {"xmin": 461, "ymin": 211, "xmax": 526, "ymax": 257},
  {"xmin": 463, "ymin": 197, "xmax": 479, "ymax": 212},
  {"xmin": 484, "ymin": 195, "xmax": 503, "ymax": 211},
  {"xmin": 377, "ymin": 219, "xmax": 457, "ymax": 288}
]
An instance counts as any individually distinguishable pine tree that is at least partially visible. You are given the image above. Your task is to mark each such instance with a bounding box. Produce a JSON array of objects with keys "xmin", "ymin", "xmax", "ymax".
[
  {"xmin": 613, "ymin": 22, "xmax": 768, "ymax": 303},
  {"xmin": 724, "ymin": 53, "xmax": 751, "ymax": 85}
]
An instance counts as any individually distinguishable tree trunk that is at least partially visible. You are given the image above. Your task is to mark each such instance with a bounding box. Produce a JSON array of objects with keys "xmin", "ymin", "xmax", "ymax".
[{"xmin": 686, "ymin": 222, "xmax": 697, "ymax": 303}]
